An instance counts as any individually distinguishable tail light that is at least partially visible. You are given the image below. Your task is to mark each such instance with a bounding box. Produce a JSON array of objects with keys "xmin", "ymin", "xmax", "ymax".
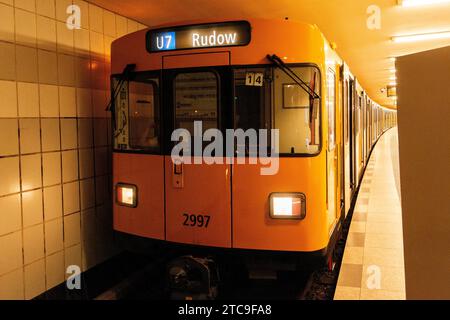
[
  {"xmin": 116, "ymin": 183, "xmax": 138, "ymax": 208},
  {"xmin": 269, "ymin": 193, "xmax": 306, "ymax": 219}
]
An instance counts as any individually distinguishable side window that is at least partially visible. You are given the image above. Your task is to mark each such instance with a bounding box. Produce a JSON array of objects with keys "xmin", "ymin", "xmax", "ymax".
[
  {"xmin": 113, "ymin": 76, "xmax": 160, "ymax": 152},
  {"xmin": 327, "ymin": 69, "xmax": 336, "ymax": 151},
  {"xmin": 234, "ymin": 68, "xmax": 271, "ymax": 131},
  {"xmin": 129, "ymin": 80, "xmax": 160, "ymax": 150},
  {"xmin": 174, "ymin": 71, "xmax": 219, "ymax": 135},
  {"xmin": 273, "ymin": 66, "xmax": 321, "ymax": 155}
]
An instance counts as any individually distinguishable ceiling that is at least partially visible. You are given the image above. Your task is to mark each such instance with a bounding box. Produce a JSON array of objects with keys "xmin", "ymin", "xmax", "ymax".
[{"xmin": 88, "ymin": 0, "xmax": 450, "ymax": 109}]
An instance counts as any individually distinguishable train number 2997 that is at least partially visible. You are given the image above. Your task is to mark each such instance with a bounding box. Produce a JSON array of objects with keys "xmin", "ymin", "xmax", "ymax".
[{"xmin": 182, "ymin": 214, "xmax": 210, "ymax": 228}]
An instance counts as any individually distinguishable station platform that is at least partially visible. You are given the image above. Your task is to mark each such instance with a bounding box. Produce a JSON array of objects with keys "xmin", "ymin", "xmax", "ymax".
[{"xmin": 334, "ymin": 128, "xmax": 406, "ymax": 300}]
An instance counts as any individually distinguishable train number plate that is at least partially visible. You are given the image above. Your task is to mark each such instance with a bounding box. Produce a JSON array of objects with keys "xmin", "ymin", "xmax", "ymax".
[{"xmin": 182, "ymin": 214, "xmax": 210, "ymax": 228}]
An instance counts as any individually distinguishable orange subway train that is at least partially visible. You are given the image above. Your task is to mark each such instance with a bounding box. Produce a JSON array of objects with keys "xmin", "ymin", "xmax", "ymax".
[{"xmin": 110, "ymin": 19, "xmax": 396, "ymax": 273}]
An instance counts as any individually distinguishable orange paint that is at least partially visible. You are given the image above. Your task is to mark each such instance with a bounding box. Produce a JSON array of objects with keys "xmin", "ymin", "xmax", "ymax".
[{"xmin": 113, "ymin": 153, "xmax": 165, "ymax": 239}]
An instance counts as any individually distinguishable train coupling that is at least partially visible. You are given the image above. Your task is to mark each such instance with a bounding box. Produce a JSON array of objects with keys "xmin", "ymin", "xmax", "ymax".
[{"xmin": 167, "ymin": 256, "xmax": 220, "ymax": 300}]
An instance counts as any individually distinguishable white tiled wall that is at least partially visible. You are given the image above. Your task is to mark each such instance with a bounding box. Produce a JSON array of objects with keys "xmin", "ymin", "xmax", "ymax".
[{"xmin": 0, "ymin": 0, "xmax": 147, "ymax": 299}]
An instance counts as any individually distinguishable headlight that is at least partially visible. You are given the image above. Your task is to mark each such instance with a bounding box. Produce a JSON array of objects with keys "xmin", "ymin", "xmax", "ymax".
[
  {"xmin": 269, "ymin": 193, "xmax": 306, "ymax": 219},
  {"xmin": 116, "ymin": 183, "xmax": 138, "ymax": 208}
]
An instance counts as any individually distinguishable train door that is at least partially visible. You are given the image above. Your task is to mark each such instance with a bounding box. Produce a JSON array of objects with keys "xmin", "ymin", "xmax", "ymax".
[
  {"xmin": 349, "ymin": 79, "xmax": 357, "ymax": 194},
  {"xmin": 343, "ymin": 76, "xmax": 351, "ymax": 216},
  {"xmin": 326, "ymin": 69, "xmax": 338, "ymax": 228},
  {"xmin": 162, "ymin": 54, "xmax": 233, "ymax": 248}
]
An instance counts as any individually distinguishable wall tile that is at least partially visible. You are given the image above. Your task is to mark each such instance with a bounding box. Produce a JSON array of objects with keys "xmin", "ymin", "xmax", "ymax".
[
  {"xmin": 115, "ymin": 15, "xmax": 127, "ymax": 38},
  {"xmin": 41, "ymin": 118, "xmax": 61, "ymax": 152},
  {"xmin": 15, "ymin": 8, "xmax": 37, "ymax": 46},
  {"xmin": 95, "ymin": 175, "xmax": 107, "ymax": 205},
  {"xmin": 19, "ymin": 119, "xmax": 41, "ymax": 154},
  {"xmin": 16, "ymin": 45, "xmax": 38, "ymax": 82},
  {"xmin": 64, "ymin": 212, "xmax": 80, "ymax": 247},
  {"xmin": 56, "ymin": 20, "xmax": 73, "ymax": 53},
  {"xmin": 21, "ymin": 154, "xmax": 42, "ymax": 191},
  {"xmin": 78, "ymin": 118, "xmax": 92, "ymax": 148},
  {"xmin": 45, "ymin": 251, "xmax": 64, "ymax": 289},
  {"xmin": 37, "ymin": 15, "xmax": 57, "ymax": 51},
  {"xmin": 55, "ymin": 0, "xmax": 72, "ymax": 22},
  {"xmin": 24, "ymin": 259, "xmax": 45, "ymax": 300},
  {"xmin": 74, "ymin": 27, "xmax": 89, "ymax": 55},
  {"xmin": 0, "ymin": 119, "xmax": 19, "ymax": 156},
  {"xmin": 0, "ymin": 42, "xmax": 16, "ymax": 80},
  {"xmin": 80, "ymin": 178, "xmax": 94, "ymax": 210},
  {"xmin": 42, "ymin": 152, "xmax": 61, "ymax": 186},
  {"xmin": 64, "ymin": 243, "xmax": 81, "ymax": 272},
  {"xmin": 43, "ymin": 185, "xmax": 63, "ymax": 221},
  {"xmin": 60, "ymin": 118, "xmax": 77, "ymax": 149},
  {"xmin": 0, "ymin": 3, "xmax": 15, "ymax": 42},
  {"xmin": 62, "ymin": 149, "xmax": 78, "ymax": 182},
  {"xmin": 76, "ymin": 87, "xmax": 92, "ymax": 117},
  {"xmin": 22, "ymin": 189, "xmax": 44, "ymax": 228},
  {"xmin": 45, "ymin": 218, "xmax": 63, "ymax": 254},
  {"xmin": 0, "ymin": 156, "xmax": 20, "ymax": 196},
  {"xmin": 36, "ymin": 0, "xmax": 56, "ymax": 18},
  {"xmin": 78, "ymin": 148, "xmax": 93, "ymax": 179},
  {"xmin": 15, "ymin": 0, "xmax": 36, "ymax": 12},
  {"xmin": 74, "ymin": 56, "xmax": 90, "ymax": 88},
  {"xmin": 39, "ymin": 84, "xmax": 59, "ymax": 117},
  {"xmin": 38, "ymin": 49, "xmax": 58, "ymax": 85},
  {"xmin": 0, "ymin": 231, "xmax": 23, "ymax": 275},
  {"xmin": 0, "ymin": 194, "xmax": 21, "ymax": 236},
  {"xmin": 0, "ymin": 269, "xmax": 24, "ymax": 300},
  {"xmin": 59, "ymin": 86, "xmax": 76, "ymax": 117},
  {"xmin": 89, "ymin": 31, "xmax": 103, "ymax": 57},
  {"xmin": 63, "ymin": 181, "xmax": 79, "ymax": 215},
  {"xmin": 18, "ymin": 82, "xmax": 39, "ymax": 117},
  {"xmin": 103, "ymin": 10, "xmax": 115, "ymax": 38},
  {"xmin": 57, "ymin": 53, "xmax": 75, "ymax": 86},
  {"xmin": 88, "ymin": 3, "xmax": 102, "ymax": 33},
  {"xmin": 0, "ymin": 80, "xmax": 17, "ymax": 117},
  {"xmin": 23, "ymin": 224, "xmax": 45, "ymax": 264}
]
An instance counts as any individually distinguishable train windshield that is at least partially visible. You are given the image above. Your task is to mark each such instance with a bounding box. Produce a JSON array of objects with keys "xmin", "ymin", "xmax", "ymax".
[
  {"xmin": 113, "ymin": 65, "xmax": 321, "ymax": 156},
  {"xmin": 113, "ymin": 76, "xmax": 160, "ymax": 152}
]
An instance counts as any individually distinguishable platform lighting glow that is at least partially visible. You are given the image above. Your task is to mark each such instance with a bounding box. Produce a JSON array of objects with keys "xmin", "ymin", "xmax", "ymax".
[
  {"xmin": 392, "ymin": 31, "xmax": 450, "ymax": 43},
  {"xmin": 399, "ymin": 0, "xmax": 450, "ymax": 7},
  {"xmin": 390, "ymin": 76, "xmax": 397, "ymax": 80},
  {"xmin": 390, "ymin": 69, "xmax": 397, "ymax": 74},
  {"xmin": 389, "ymin": 82, "xmax": 397, "ymax": 86}
]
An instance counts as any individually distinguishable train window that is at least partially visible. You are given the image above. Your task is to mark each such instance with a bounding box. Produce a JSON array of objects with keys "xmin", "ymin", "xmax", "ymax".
[
  {"xmin": 113, "ymin": 76, "xmax": 160, "ymax": 152},
  {"xmin": 234, "ymin": 68, "xmax": 271, "ymax": 129},
  {"xmin": 273, "ymin": 66, "xmax": 321, "ymax": 155},
  {"xmin": 128, "ymin": 80, "xmax": 160, "ymax": 150},
  {"xmin": 327, "ymin": 69, "xmax": 336, "ymax": 151},
  {"xmin": 174, "ymin": 71, "xmax": 219, "ymax": 135}
]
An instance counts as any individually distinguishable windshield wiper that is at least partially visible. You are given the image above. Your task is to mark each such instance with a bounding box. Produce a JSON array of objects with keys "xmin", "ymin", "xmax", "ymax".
[
  {"xmin": 266, "ymin": 54, "xmax": 320, "ymax": 100},
  {"xmin": 106, "ymin": 63, "xmax": 136, "ymax": 130}
]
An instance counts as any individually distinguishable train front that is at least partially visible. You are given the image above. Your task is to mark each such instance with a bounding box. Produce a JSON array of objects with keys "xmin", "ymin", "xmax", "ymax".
[{"xmin": 110, "ymin": 19, "xmax": 335, "ymax": 261}]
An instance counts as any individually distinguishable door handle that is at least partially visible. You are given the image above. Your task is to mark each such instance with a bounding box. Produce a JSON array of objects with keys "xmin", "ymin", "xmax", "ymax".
[
  {"xmin": 172, "ymin": 162, "xmax": 184, "ymax": 188},
  {"xmin": 174, "ymin": 162, "xmax": 183, "ymax": 175}
]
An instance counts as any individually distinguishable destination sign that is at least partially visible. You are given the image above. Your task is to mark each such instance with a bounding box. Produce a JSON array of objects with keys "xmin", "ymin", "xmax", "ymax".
[{"xmin": 146, "ymin": 21, "xmax": 251, "ymax": 52}]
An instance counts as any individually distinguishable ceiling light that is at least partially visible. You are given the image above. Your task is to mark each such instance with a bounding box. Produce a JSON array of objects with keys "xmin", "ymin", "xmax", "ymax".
[
  {"xmin": 392, "ymin": 31, "xmax": 450, "ymax": 43},
  {"xmin": 399, "ymin": 0, "xmax": 450, "ymax": 7}
]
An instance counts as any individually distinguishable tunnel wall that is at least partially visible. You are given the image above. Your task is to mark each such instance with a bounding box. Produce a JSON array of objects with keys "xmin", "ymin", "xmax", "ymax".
[
  {"xmin": 397, "ymin": 46, "xmax": 450, "ymax": 300},
  {"xmin": 0, "ymin": 0, "xmax": 147, "ymax": 299}
]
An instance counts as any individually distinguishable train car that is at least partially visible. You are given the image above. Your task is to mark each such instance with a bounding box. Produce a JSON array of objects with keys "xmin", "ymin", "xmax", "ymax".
[{"xmin": 110, "ymin": 18, "xmax": 396, "ymax": 294}]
